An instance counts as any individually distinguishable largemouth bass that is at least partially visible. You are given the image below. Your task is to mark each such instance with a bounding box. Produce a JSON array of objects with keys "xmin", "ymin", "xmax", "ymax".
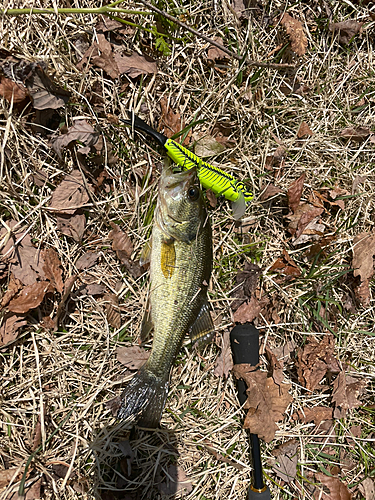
[{"xmin": 118, "ymin": 165, "xmax": 213, "ymax": 427}]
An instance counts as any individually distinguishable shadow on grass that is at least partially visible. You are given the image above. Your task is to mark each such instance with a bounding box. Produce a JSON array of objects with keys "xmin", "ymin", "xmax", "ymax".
[{"xmin": 90, "ymin": 419, "xmax": 182, "ymax": 500}]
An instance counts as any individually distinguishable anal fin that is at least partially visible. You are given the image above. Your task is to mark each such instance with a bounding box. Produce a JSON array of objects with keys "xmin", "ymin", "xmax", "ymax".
[{"xmin": 189, "ymin": 301, "xmax": 214, "ymax": 346}]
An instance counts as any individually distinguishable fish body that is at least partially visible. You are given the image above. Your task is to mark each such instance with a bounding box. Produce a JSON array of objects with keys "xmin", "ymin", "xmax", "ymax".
[
  {"xmin": 118, "ymin": 165, "xmax": 213, "ymax": 427},
  {"xmin": 122, "ymin": 113, "xmax": 253, "ymax": 219}
]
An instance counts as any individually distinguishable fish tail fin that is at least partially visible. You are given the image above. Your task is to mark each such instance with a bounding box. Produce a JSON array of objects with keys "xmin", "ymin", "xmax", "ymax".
[
  {"xmin": 117, "ymin": 367, "xmax": 169, "ymax": 428},
  {"xmin": 122, "ymin": 112, "xmax": 167, "ymax": 147}
]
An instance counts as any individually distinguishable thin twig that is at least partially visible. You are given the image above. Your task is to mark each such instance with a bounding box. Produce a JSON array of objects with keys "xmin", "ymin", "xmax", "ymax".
[{"xmin": 136, "ymin": 0, "xmax": 295, "ymax": 69}]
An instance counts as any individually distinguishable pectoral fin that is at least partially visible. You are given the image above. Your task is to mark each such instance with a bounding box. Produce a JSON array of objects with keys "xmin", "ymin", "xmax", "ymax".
[
  {"xmin": 189, "ymin": 301, "xmax": 214, "ymax": 346},
  {"xmin": 140, "ymin": 241, "xmax": 152, "ymax": 267},
  {"xmin": 140, "ymin": 296, "xmax": 154, "ymax": 341},
  {"xmin": 161, "ymin": 240, "xmax": 176, "ymax": 278}
]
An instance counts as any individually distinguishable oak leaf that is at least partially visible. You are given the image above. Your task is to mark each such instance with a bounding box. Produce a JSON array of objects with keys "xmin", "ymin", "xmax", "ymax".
[
  {"xmin": 233, "ymin": 296, "xmax": 261, "ymax": 324},
  {"xmin": 231, "ymin": 261, "xmax": 261, "ymax": 311},
  {"xmin": 332, "ymin": 371, "xmax": 367, "ymax": 419},
  {"xmin": 270, "ymin": 249, "xmax": 301, "ymax": 280},
  {"xmin": 207, "ymin": 37, "xmax": 228, "ymax": 62},
  {"xmin": 260, "ymin": 183, "xmax": 283, "ymax": 201},
  {"xmin": 0, "ymin": 468, "xmax": 21, "ymax": 490},
  {"xmin": 280, "ymin": 13, "xmax": 308, "ymax": 56},
  {"xmin": 233, "ymin": 364, "xmax": 292, "ymax": 442},
  {"xmin": 296, "ymin": 334, "xmax": 340, "ymax": 391},
  {"xmin": 358, "ymin": 478, "xmax": 375, "ymax": 500},
  {"xmin": 293, "ymin": 406, "xmax": 333, "ymax": 426}
]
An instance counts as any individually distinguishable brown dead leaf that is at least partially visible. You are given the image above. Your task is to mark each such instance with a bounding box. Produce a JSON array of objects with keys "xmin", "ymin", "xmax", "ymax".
[
  {"xmin": 352, "ymin": 232, "xmax": 375, "ymax": 282},
  {"xmin": 265, "ymin": 345, "xmax": 284, "ymax": 387},
  {"xmin": 287, "ymin": 173, "xmax": 306, "ymax": 213},
  {"xmin": 293, "ymin": 406, "xmax": 333, "ymax": 426},
  {"xmin": 231, "ymin": 261, "xmax": 261, "ymax": 311},
  {"xmin": 56, "ymin": 211, "xmax": 86, "ymax": 243},
  {"xmin": 297, "ymin": 121, "xmax": 313, "ymax": 138},
  {"xmin": 280, "ymin": 13, "xmax": 308, "ymax": 56},
  {"xmin": 1, "ymin": 275, "xmax": 23, "ymax": 308},
  {"xmin": 114, "ymin": 50, "xmax": 158, "ymax": 79},
  {"xmin": 265, "ymin": 145, "xmax": 286, "ymax": 171},
  {"xmin": 50, "ymin": 120, "xmax": 99, "ymax": 159},
  {"xmin": 233, "ymin": 364, "xmax": 292, "ymax": 442},
  {"xmin": 42, "ymin": 248, "xmax": 63, "ymax": 293},
  {"xmin": 270, "ymin": 249, "xmax": 301, "ymax": 280},
  {"xmin": 0, "ymin": 312, "xmax": 27, "ymax": 347},
  {"xmin": 214, "ymin": 330, "xmax": 233, "ymax": 378},
  {"xmin": 194, "ymin": 135, "xmax": 226, "ymax": 158},
  {"xmin": 358, "ymin": 478, "xmax": 375, "ymax": 500},
  {"xmin": 25, "ymin": 477, "xmax": 42, "ymax": 499},
  {"xmin": 75, "ymin": 252, "xmax": 99, "ymax": 271},
  {"xmin": 315, "ymin": 473, "xmax": 352, "ymax": 500},
  {"xmin": 117, "ymin": 345, "xmax": 150, "ymax": 370},
  {"xmin": 55, "ymin": 275, "xmax": 77, "ymax": 327},
  {"xmin": 108, "ymin": 223, "xmax": 144, "ymax": 279},
  {"xmin": 260, "ymin": 183, "xmax": 283, "ymax": 201},
  {"xmin": 50, "ymin": 170, "xmax": 90, "ymax": 214},
  {"xmin": 159, "ymin": 97, "xmax": 184, "ymax": 140},
  {"xmin": 296, "ymin": 334, "xmax": 340, "ymax": 391},
  {"xmin": 103, "ymin": 293, "xmax": 121, "ymax": 329},
  {"xmin": 8, "ymin": 281, "xmax": 52, "ymax": 314},
  {"xmin": 207, "ymin": 37, "xmax": 228, "ymax": 62},
  {"xmin": 272, "ymin": 439, "xmax": 298, "ymax": 483},
  {"xmin": 340, "ymin": 126, "xmax": 371, "ymax": 142},
  {"xmin": 352, "ymin": 231, "xmax": 375, "ymax": 306},
  {"xmin": 206, "ymin": 189, "xmax": 217, "ymax": 208},
  {"xmin": 159, "ymin": 465, "xmax": 192, "ymax": 496},
  {"xmin": 1, "ymin": 227, "xmax": 46, "ymax": 286},
  {"xmin": 329, "ymin": 20, "xmax": 362, "ymax": 45},
  {"xmin": 0, "ymin": 75, "xmax": 29, "ymax": 104},
  {"xmin": 109, "ymin": 222, "xmax": 133, "ymax": 258},
  {"xmin": 233, "ymin": 296, "xmax": 261, "ymax": 324},
  {"xmin": 0, "ymin": 468, "xmax": 21, "ymax": 490},
  {"xmin": 25, "ymin": 63, "xmax": 70, "ymax": 110},
  {"xmin": 332, "ymin": 371, "xmax": 367, "ymax": 419},
  {"xmin": 78, "ymin": 34, "xmax": 157, "ymax": 79}
]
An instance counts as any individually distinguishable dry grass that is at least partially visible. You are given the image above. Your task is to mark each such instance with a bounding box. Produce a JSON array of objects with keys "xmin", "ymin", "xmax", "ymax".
[{"xmin": 1, "ymin": 1, "xmax": 375, "ymax": 499}]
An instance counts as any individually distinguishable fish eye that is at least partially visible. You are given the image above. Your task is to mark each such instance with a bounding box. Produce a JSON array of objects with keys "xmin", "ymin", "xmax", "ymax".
[{"xmin": 188, "ymin": 186, "xmax": 200, "ymax": 201}]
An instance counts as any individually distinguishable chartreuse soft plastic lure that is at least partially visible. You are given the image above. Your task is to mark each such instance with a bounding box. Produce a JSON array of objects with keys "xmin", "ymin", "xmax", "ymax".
[{"xmin": 122, "ymin": 113, "xmax": 253, "ymax": 219}]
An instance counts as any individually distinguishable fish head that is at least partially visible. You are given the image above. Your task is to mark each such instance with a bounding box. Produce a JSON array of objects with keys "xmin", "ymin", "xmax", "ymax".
[{"xmin": 157, "ymin": 166, "xmax": 206, "ymax": 242}]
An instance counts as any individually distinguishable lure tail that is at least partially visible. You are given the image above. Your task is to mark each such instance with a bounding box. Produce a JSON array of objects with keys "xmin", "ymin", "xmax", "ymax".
[
  {"xmin": 117, "ymin": 367, "xmax": 169, "ymax": 428},
  {"xmin": 122, "ymin": 113, "xmax": 167, "ymax": 147}
]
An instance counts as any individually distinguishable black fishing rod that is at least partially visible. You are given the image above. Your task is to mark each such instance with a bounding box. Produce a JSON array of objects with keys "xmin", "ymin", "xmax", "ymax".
[{"xmin": 230, "ymin": 323, "xmax": 271, "ymax": 499}]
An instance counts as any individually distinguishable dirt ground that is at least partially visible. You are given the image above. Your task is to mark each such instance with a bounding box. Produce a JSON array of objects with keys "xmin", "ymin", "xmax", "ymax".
[{"xmin": 1, "ymin": 1, "xmax": 375, "ymax": 499}]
